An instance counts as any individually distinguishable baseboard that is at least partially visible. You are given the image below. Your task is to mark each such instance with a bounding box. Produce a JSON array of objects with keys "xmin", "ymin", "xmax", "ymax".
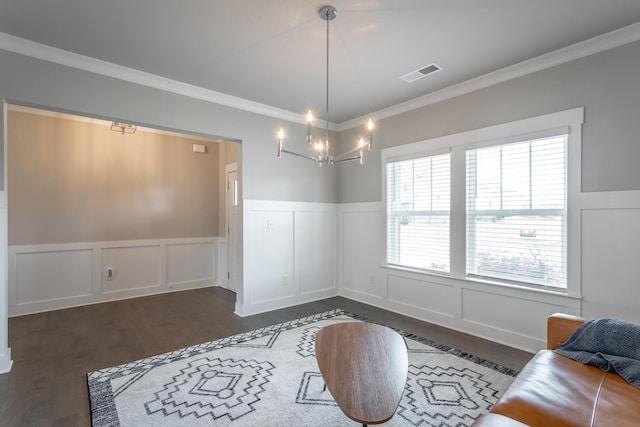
[
  {"xmin": 237, "ymin": 290, "xmax": 339, "ymax": 318},
  {"xmin": 0, "ymin": 348, "xmax": 13, "ymax": 374}
]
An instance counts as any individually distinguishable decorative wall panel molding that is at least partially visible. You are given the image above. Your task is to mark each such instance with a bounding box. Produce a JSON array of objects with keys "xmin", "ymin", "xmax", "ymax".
[
  {"xmin": 14, "ymin": 249, "xmax": 93, "ymax": 304},
  {"xmin": 338, "ymin": 202, "xmax": 581, "ymax": 353},
  {"xmin": 167, "ymin": 242, "xmax": 216, "ymax": 289},
  {"xmin": 241, "ymin": 200, "xmax": 339, "ymax": 316},
  {"xmin": 8, "ymin": 237, "xmax": 219, "ymax": 316}
]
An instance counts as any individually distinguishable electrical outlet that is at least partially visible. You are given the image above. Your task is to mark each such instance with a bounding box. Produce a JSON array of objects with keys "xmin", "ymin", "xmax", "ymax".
[
  {"xmin": 106, "ymin": 267, "xmax": 114, "ymax": 281},
  {"xmin": 282, "ymin": 275, "xmax": 288, "ymax": 286},
  {"xmin": 369, "ymin": 275, "xmax": 375, "ymax": 285}
]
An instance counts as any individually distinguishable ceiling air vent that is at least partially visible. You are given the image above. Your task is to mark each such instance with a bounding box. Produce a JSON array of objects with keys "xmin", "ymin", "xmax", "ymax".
[{"xmin": 399, "ymin": 63, "xmax": 442, "ymax": 83}]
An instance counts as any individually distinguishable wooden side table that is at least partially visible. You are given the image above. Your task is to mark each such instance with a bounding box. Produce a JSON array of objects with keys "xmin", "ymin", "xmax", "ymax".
[{"xmin": 315, "ymin": 322, "xmax": 408, "ymax": 426}]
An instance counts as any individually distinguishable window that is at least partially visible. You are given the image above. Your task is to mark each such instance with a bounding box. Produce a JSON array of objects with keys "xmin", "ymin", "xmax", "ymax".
[
  {"xmin": 466, "ymin": 135, "xmax": 567, "ymax": 288},
  {"xmin": 386, "ymin": 153, "xmax": 450, "ymax": 272},
  {"xmin": 382, "ymin": 108, "xmax": 583, "ymax": 293}
]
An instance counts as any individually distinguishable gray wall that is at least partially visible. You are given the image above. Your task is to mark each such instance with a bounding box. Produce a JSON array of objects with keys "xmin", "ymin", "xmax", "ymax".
[
  {"xmin": 8, "ymin": 110, "xmax": 221, "ymax": 245},
  {"xmin": 338, "ymin": 40, "xmax": 640, "ymax": 202}
]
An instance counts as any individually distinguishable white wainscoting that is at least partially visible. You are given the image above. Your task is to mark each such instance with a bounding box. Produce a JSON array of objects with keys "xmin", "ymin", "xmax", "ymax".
[
  {"xmin": 338, "ymin": 202, "xmax": 581, "ymax": 353},
  {"xmin": 167, "ymin": 242, "xmax": 216, "ymax": 290},
  {"xmin": 581, "ymin": 190, "xmax": 640, "ymax": 323},
  {"xmin": 15, "ymin": 248, "xmax": 94, "ymax": 304},
  {"xmin": 102, "ymin": 245, "xmax": 161, "ymax": 294},
  {"xmin": 8, "ymin": 237, "xmax": 221, "ymax": 316},
  {"xmin": 241, "ymin": 200, "xmax": 339, "ymax": 316},
  {"xmin": 216, "ymin": 192, "xmax": 640, "ymax": 350}
]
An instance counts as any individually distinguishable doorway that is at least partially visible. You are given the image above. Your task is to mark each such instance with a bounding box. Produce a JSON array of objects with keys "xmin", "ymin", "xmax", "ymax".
[{"xmin": 5, "ymin": 104, "xmax": 241, "ymax": 315}]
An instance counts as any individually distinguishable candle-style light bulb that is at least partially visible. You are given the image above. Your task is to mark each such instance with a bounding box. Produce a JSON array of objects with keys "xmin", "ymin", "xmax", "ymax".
[
  {"xmin": 367, "ymin": 118, "xmax": 374, "ymax": 151},
  {"xmin": 277, "ymin": 128, "xmax": 284, "ymax": 157},
  {"xmin": 306, "ymin": 111, "xmax": 314, "ymax": 145}
]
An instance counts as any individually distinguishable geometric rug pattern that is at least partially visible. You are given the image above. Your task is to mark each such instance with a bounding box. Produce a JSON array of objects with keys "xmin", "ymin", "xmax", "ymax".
[{"xmin": 87, "ymin": 309, "xmax": 518, "ymax": 426}]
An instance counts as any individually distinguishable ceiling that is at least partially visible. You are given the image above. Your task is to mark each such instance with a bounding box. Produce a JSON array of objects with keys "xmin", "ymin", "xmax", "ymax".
[{"xmin": 1, "ymin": 0, "xmax": 640, "ymax": 124}]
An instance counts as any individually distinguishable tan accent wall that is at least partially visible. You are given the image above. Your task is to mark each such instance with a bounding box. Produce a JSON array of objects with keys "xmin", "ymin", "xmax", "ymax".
[{"xmin": 8, "ymin": 110, "xmax": 220, "ymax": 245}]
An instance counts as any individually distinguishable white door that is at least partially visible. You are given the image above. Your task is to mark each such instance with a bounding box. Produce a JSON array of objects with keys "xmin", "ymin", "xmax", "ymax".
[{"xmin": 225, "ymin": 164, "xmax": 239, "ymax": 292}]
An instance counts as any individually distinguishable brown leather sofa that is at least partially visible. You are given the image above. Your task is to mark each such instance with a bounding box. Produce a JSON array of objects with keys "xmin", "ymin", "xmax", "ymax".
[{"xmin": 471, "ymin": 313, "xmax": 640, "ymax": 427}]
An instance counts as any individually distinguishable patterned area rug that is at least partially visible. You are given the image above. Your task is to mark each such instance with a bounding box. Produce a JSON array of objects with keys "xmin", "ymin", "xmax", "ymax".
[{"xmin": 87, "ymin": 309, "xmax": 517, "ymax": 426}]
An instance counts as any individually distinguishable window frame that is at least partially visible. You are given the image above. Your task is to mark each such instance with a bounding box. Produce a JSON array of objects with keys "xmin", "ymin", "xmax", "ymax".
[
  {"xmin": 381, "ymin": 108, "xmax": 583, "ymax": 296},
  {"xmin": 465, "ymin": 133, "xmax": 568, "ymax": 290}
]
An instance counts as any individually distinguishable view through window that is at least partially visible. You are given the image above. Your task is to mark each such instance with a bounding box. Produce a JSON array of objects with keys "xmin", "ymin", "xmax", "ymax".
[
  {"xmin": 466, "ymin": 135, "xmax": 567, "ymax": 288},
  {"xmin": 386, "ymin": 153, "xmax": 450, "ymax": 272}
]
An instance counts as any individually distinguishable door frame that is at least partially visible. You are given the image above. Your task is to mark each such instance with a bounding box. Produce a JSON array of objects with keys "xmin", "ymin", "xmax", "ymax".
[{"xmin": 224, "ymin": 162, "xmax": 238, "ymax": 291}]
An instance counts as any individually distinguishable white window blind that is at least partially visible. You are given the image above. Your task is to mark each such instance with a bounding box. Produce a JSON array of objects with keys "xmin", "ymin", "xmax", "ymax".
[
  {"xmin": 386, "ymin": 153, "xmax": 450, "ymax": 272},
  {"xmin": 465, "ymin": 135, "xmax": 567, "ymax": 288}
]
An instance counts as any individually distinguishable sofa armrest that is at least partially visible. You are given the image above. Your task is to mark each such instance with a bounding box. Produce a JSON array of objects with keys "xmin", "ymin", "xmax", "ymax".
[{"xmin": 547, "ymin": 313, "xmax": 586, "ymax": 350}]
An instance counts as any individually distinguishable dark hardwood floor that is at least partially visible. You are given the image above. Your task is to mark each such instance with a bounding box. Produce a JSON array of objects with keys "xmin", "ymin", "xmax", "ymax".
[{"xmin": 0, "ymin": 287, "xmax": 533, "ymax": 426}]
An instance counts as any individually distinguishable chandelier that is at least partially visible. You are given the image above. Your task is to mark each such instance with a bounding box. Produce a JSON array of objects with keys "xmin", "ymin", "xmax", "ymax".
[{"xmin": 277, "ymin": 5, "xmax": 374, "ymax": 166}]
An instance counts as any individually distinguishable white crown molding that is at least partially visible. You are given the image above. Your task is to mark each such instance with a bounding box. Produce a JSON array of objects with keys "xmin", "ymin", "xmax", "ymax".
[
  {"xmin": 338, "ymin": 21, "xmax": 640, "ymax": 131},
  {"xmin": 0, "ymin": 32, "xmax": 307, "ymax": 125},
  {"xmin": 2, "ymin": 21, "xmax": 640, "ymax": 133}
]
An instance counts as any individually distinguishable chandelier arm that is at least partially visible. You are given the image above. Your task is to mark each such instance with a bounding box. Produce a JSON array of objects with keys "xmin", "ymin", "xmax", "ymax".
[
  {"xmin": 332, "ymin": 155, "xmax": 362, "ymax": 164},
  {"xmin": 334, "ymin": 144, "xmax": 365, "ymax": 160},
  {"xmin": 280, "ymin": 149, "xmax": 318, "ymax": 162}
]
